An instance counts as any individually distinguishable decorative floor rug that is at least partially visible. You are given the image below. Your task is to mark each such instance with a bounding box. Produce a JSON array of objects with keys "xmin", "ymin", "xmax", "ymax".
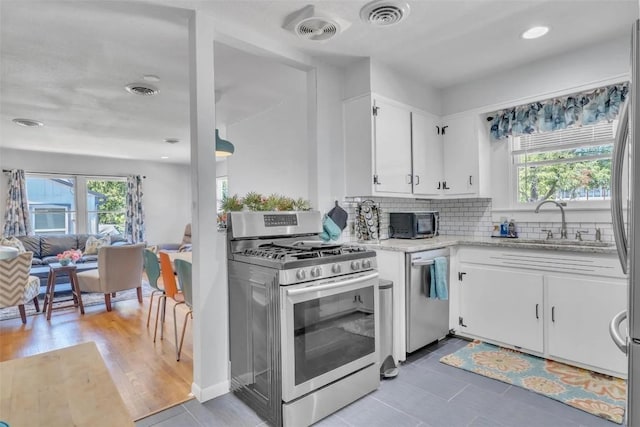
[
  {"xmin": 0, "ymin": 281, "xmax": 154, "ymax": 321},
  {"xmin": 440, "ymin": 340, "xmax": 626, "ymax": 424}
]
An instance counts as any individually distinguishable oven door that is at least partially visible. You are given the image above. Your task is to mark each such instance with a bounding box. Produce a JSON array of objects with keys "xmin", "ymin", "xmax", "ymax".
[{"xmin": 280, "ymin": 271, "xmax": 379, "ymax": 402}]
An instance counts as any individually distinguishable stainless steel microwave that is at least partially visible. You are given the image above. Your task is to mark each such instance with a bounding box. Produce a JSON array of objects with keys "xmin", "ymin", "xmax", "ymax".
[{"xmin": 389, "ymin": 212, "xmax": 439, "ymax": 239}]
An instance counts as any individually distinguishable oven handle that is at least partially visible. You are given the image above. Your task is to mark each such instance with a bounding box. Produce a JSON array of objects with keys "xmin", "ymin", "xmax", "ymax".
[{"xmin": 285, "ymin": 272, "xmax": 379, "ymax": 296}]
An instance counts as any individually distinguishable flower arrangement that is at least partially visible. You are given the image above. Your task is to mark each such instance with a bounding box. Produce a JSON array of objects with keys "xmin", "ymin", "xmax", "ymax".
[{"xmin": 57, "ymin": 249, "xmax": 82, "ymax": 266}]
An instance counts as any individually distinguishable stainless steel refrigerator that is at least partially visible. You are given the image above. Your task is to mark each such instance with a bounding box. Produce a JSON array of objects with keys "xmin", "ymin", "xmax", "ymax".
[{"xmin": 610, "ymin": 19, "xmax": 640, "ymax": 427}]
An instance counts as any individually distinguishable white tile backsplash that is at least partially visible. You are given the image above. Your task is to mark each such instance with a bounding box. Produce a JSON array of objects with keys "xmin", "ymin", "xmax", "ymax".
[{"xmin": 340, "ymin": 196, "xmax": 613, "ymax": 243}]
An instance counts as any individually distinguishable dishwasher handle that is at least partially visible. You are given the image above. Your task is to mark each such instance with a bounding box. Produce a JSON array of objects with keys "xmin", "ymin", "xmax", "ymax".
[{"xmin": 411, "ymin": 259, "xmax": 434, "ymax": 268}]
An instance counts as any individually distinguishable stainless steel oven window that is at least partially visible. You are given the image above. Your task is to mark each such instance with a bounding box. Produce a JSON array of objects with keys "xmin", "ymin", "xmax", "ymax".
[
  {"xmin": 293, "ymin": 286, "xmax": 375, "ymax": 385},
  {"xmin": 281, "ymin": 272, "xmax": 379, "ymax": 401}
]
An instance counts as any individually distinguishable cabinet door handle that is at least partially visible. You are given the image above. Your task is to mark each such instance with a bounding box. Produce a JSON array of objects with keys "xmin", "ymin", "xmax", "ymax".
[
  {"xmin": 551, "ymin": 306, "xmax": 555, "ymax": 322},
  {"xmin": 415, "ymin": 175, "xmax": 420, "ymax": 185},
  {"xmin": 469, "ymin": 175, "xmax": 473, "ymax": 186},
  {"xmin": 535, "ymin": 303, "xmax": 539, "ymax": 319},
  {"xmin": 437, "ymin": 181, "xmax": 441, "ymax": 190},
  {"xmin": 406, "ymin": 174, "xmax": 413, "ymax": 184},
  {"xmin": 443, "ymin": 181, "xmax": 450, "ymax": 190}
]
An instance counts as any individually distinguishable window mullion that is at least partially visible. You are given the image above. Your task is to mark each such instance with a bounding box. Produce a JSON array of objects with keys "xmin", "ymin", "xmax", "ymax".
[{"xmin": 75, "ymin": 176, "xmax": 88, "ymax": 234}]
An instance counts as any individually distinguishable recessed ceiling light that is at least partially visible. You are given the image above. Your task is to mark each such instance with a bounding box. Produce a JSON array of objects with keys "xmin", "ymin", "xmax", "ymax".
[
  {"xmin": 12, "ymin": 118, "xmax": 43, "ymax": 127},
  {"xmin": 143, "ymin": 74, "xmax": 160, "ymax": 82},
  {"xmin": 160, "ymin": 156, "xmax": 169, "ymax": 160},
  {"xmin": 164, "ymin": 138, "xmax": 180, "ymax": 144},
  {"xmin": 124, "ymin": 82, "xmax": 159, "ymax": 96},
  {"xmin": 521, "ymin": 26, "xmax": 549, "ymax": 40}
]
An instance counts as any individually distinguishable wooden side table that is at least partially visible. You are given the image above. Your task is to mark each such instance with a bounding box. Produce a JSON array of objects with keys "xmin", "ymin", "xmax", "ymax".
[{"xmin": 42, "ymin": 263, "xmax": 85, "ymax": 320}]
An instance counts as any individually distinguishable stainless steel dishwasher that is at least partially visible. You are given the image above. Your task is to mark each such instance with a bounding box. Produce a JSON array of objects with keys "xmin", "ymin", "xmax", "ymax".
[{"xmin": 405, "ymin": 248, "xmax": 450, "ymax": 353}]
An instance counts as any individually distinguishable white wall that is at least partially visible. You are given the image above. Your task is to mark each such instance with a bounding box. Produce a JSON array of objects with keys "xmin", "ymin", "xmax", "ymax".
[
  {"xmin": 0, "ymin": 148, "xmax": 191, "ymax": 244},
  {"xmin": 226, "ymin": 86, "xmax": 309, "ymax": 200},
  {"xmin": 310, "ymin": 61, "xmax": 347, "ymax": 215},
  {"xmin": 370, "ymin": 59, "xmax": 442, "ymax": 115},
  {"xmin": 343, "ymin": 58, "xmax": 371, "ymax": 100},
  {"xmin": 442, "ymin": 35, "xmax": 629, "ymax": 116}
]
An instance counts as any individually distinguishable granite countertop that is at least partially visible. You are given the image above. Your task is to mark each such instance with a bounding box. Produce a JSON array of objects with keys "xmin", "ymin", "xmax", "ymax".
[{"xmin": 354, "ymin": 236, "xmax": 618, "ymax": 254}]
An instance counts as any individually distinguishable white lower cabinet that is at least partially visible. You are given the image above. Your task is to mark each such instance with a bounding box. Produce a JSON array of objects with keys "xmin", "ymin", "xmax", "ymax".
[
  {"xmin": 546, "ymin": 275, "xmax": 627, "ymax": 376},
  {"xmin": 458, "ymin": 265, "xmax": 544, "ymax": 353},
  {"xmin": 455, "ymin": 246, "xmax": 628, "ymax": 377}
]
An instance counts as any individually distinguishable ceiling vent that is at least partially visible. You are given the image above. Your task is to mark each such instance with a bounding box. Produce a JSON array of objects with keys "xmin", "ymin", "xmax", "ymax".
[
  {"xmin": 360, "ymin": 0, "xmax": 410, "ymax": 26},
  {"xmin": 125, "ymin": 82, "xmax": 159, "ymax": 96},
  {"xmin": 12, "ymin": 118, "xmax": 43, "ymax": 127},
  {"xmin": 283, "ymin": 5, "xmax": 351, "ymax": 42}
]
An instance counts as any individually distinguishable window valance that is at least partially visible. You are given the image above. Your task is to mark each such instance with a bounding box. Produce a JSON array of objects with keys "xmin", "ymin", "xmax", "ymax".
[{"xmin": 489, "ymin": 82, "xmax": 628, "ymax": 140}]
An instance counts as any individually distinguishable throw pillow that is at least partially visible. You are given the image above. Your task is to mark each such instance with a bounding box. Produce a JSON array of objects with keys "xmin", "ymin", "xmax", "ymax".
[
  {"xmin": 0, "ymin": 236, "xmax": 26, "ymax": 253},
  {"xmin": 84, "ymin": 235, "xmax": 111, "ymax": 255}
]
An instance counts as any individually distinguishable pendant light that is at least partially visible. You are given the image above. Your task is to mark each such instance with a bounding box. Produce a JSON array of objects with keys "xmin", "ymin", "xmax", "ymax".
[{"xmin": 215, "ymin": 129, "xmax": 235, "ymax": 157}]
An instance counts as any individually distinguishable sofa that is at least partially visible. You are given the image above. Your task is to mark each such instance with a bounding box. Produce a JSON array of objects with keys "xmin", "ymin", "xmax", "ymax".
[{"xmin": 16, "ymin": 234, "xmax": 129, "ymax": 286}]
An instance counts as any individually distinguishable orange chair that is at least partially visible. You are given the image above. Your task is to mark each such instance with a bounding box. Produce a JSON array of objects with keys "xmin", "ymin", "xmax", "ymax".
[{"xmin": 154, "ymin": 251, "xmax": 184, "ymax": 342}]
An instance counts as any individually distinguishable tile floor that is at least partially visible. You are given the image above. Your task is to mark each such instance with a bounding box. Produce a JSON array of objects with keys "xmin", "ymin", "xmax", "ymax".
[{"xmin": 135, "ymin": 337, "xmax": 621, "ymax": 427}]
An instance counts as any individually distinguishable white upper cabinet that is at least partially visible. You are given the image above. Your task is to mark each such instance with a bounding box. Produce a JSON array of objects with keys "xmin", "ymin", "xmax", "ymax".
[
  {"xmin": 372, "ymin": 97, "xmax": 413, "ymax": 194},
  {"xmin": 412, "ymin": 110, "xmax": 442, "ymax": 197},
  {"xmin": 344, "ymin": 93, "xmax": 442, "ymax": 197},
  {"xmin": 344, "ymin": 94, "xmax": 489, "ymax": 198},
  {"xmin": 439, "ymin": 113, "xmax": 491, "ymax": 197}
]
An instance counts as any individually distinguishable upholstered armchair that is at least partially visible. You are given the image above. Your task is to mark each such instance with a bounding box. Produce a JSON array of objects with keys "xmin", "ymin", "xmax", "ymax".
[
  {"xmin": 157, "ymin": 223, "xmax": 191, "ymax": 252},
  {"xmin": 0, "ymin": 252, "xmax": 41, "ymax": 323},
  {"xmin": 76, "ymin": 243, "xmax": 145, "ymax": 312}
]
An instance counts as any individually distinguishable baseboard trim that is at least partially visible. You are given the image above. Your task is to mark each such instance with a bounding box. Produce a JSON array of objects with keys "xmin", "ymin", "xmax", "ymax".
[{"xmin": 191, "ymin": 380, "xmax": 230, "ymax": 402}]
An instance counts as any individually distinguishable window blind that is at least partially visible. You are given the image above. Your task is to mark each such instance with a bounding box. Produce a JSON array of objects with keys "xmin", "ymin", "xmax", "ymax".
[{"xmin": 511, "ymin": 120, "xmax": 617, "ymax": 156}]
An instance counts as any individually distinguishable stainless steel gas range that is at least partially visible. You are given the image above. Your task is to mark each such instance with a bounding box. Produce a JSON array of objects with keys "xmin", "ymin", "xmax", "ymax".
[{"xmin": 227, "ymin": 211, "xmax": 380, "ymax": 427}]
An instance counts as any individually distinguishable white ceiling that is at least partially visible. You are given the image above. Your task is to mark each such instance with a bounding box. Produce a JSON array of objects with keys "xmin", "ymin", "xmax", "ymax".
[{"xmin": 0, "ymin": 0, "xmax": 637, "ymax": 164}]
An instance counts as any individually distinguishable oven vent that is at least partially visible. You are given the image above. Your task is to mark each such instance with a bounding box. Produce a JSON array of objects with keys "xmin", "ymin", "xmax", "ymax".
[
  {"xmin": 283, "ymin": 5, "xmax": 351, "ymax": 42},
  {"xmin": 360, "ymin": 0, "xmax": 410, "ymax": 26}
]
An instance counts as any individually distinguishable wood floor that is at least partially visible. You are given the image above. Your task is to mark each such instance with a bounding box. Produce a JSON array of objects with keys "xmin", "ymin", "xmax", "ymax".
[{"xmin": 0, "ymin": 288, "xmax": 194, "ymax": 421}]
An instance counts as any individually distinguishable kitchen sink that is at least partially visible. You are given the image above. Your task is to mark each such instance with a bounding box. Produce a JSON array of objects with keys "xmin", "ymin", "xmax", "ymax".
[{"xmin": 507, "ymin": 239, "xmax": 614, "ymax": 248}]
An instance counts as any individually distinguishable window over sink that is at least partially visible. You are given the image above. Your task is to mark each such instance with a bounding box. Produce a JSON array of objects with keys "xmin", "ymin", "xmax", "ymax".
[{"xmin": 510, "ymin": 119, "xmax": 617, "ymax": 205}]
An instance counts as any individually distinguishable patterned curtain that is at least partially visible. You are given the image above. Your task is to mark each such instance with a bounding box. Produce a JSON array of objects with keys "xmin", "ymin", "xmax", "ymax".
[
  {"xmin": 124, "ymin": 175, "xmax": 145, "ymax": 243},
  {"xmin": 489, "ymin": 82, "xmax": 628, "ymax": 140},
  {"xmin": 2, "ymin": 169, "xmax": 32, "ymax": 237}
]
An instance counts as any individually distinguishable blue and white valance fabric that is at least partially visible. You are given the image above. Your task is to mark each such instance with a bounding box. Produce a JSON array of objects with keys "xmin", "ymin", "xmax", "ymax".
[
  {"xmin": 489, "ymin": 82, "xmax": 628, "ymax": 140},
  {"xmin": 2, "ymin": 169, "xmax": 32, "ymax": 237},
  {"xmin": 124, "ymin": 175, "xmax": 145, "ymax": 243}
]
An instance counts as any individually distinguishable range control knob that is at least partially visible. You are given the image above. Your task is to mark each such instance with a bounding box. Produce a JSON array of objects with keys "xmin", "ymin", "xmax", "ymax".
[
  {"xmin": 331, "ymin": 264, "xmax": 342, "ymax": 274},
  {"xmin": 311, "ymin": 267, "xmax": 322, "ymax": 278},
  {"xmin": 362, "ymin": 259, "xmax": 372, "ymax": 269},
  {"xmin": 296, "ymin": 269, "xmax": 306, "ymax": 280},
  {"xmin": 351, "ymin": 261, "xmax": 361, "ymax": 271}
]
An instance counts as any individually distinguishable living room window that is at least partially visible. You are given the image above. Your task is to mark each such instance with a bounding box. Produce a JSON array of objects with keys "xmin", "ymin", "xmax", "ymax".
[
  {"xmin": 510, "ymin": 119, "xmax": 617, "ymax": 205},
  {"xmin": 26, "ymin": 174, "xmax": 126, "ymax": 235},
  {"xmin": 86, "ymin": 178, "xmax": 126, "ymax": 235}
]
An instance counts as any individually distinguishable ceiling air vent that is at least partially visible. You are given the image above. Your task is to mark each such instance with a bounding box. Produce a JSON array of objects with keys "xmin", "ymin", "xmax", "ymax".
[
  {"xmin": 125, "ymin": 82, "xmax": 159, "ymax": 96},
  {"xmin": 12, "ymin": 118, "xmax": 43, "ymax": 127},
  {"xmin": 283, "ymin": 5, "xmax": 351, "ymax": 42},
  {"xmin": 360, "ymin": 0, "xmax": 410, "ymax": 26}
]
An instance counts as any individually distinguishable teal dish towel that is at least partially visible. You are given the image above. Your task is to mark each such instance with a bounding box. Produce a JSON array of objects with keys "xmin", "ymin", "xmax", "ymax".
[
  {"xmin": 319, "ymin": 215, "xmax": 341, "ymax": 242},
  {"xmin": 429, "ymin": 256, "xmax": 449, "ymax": 300}
]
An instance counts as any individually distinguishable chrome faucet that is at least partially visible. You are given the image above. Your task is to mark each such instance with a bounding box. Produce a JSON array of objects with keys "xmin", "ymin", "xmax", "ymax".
[{"xmin": 534, "ymin": 200, "xmax": 568, "ymax": 239}]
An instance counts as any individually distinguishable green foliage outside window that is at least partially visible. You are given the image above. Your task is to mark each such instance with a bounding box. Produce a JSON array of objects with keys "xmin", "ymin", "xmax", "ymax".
[
  {"xmin": 87, "ymin": 180, "xmax": 126, "ymax": 233},
  {"xmin": 517, "ymin": 145, "xmax": 612, "ymax": 203}
]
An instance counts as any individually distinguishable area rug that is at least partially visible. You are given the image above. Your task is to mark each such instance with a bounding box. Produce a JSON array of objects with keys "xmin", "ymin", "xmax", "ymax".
[
  {"xmin": 0, "ymin": 281, "xmax": 154, "ymax": 321},
  {"xmin": 440, "ymin": 340, "xmax": 626, "ymax": 424}
]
